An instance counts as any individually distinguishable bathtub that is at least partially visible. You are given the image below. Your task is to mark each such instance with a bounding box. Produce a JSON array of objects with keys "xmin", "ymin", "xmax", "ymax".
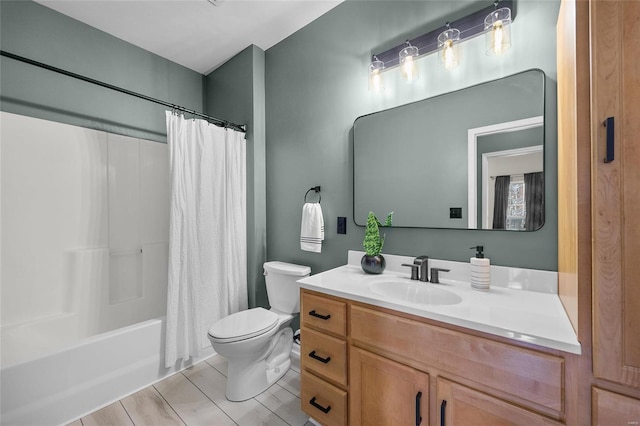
[{"xmin": 0, "ymin": 317, "xmax": 214, "ymax": 426}]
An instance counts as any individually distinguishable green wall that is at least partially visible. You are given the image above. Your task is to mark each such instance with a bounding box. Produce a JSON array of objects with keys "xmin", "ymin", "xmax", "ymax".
[
  {"xmin": 0, "ymin": 0, "xmax": 204, "ymax": 142},
  {"xmin": 265, "ymin": 0, "xmax": 561, "ymax": 273}
]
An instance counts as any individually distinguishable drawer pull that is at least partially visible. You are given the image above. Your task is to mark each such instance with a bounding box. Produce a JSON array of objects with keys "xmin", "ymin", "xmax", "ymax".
[
  {"xmin": 604, "ymin": 116, "xmax": 615, "ymax": 163},
  {"xmin": 309, "ymin": 396, "xmax": 332, "ymax": 414},
  {"xmin": 415, "ymin": 391, "xmax": 422, "ymax": 426},
  {"xmin": 440, "ymin": 400, "xmax": 447, "ymax": 426},
  {"xmin": 309, "ymin": 310, "xmax": 331, "ymax": 320},
  {"xmin": 309, "ymin": 350, "xmax": 331, "ymax": 364}
]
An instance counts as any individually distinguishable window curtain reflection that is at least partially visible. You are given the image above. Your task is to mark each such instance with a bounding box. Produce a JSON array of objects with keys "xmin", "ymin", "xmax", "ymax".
[
  {"xmin": 492, "ymin": 175, "xmax": 510, "ymax": 229},
  {"xmin": 524, "ymin": 172, "xmax": 544, "ymax": 230}
]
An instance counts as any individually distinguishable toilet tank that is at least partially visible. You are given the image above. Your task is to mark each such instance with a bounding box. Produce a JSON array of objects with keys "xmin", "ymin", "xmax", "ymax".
[{"xmin": 263, "ymin": 261, "xmax": 310, "ymax": 314}]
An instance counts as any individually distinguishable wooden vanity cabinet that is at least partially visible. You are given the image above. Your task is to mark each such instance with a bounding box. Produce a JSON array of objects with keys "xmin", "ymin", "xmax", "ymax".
[
  {"xmin": 589, "ymin": 0, "xmax": 640, "ymax": 392},
  {"xmin": 301, "ymin": 288, "xmax": 573, "ymax": 425},
  {"xmin": 350, "ymin": 347, "xmax": 429, "ymax": 426},
  {"xmin": 592, "ymin": 387, "xmax": 640, "ymax": 425},
  {"xmin": 300, "ymin": 289, "xmax": 348, "ymax": 426},
  {"xmin": 557, "ymin": 0, "xmax": 640, "ymax": 422},
  {"xmin": 350, "ymin": 303, "xmax": 566, "ymax": 425},
  {"xmin": 436, "ymin": 378, "xmax": 562, "ymax": 425}
]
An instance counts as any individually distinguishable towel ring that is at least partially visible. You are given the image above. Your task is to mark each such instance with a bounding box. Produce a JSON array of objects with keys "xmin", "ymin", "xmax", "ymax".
[{"xmin": 304, "ymin": 186, "xmax": 321, "ymax": 203}]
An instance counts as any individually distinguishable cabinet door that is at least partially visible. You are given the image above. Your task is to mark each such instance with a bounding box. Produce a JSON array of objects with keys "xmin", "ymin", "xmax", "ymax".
[
  {"xmin": 350, "ymin": 347, "xmax": 429, "ymax": 426},
  {"xmin": 437, "ymin": 378, "xmax": 561, "ymax": 425},
  {"xmin": 593, "ymin": 387, "xmax": 640, "ymax": 425},
  {"xmin": 591, "ymin": 0, "xmax": 640, "ymax": 389}
]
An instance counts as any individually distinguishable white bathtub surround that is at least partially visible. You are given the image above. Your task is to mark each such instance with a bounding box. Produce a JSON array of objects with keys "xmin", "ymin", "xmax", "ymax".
[
  {"xmin": 165, "ymin": 112, "xmax": 247, "ymax": 368},
  {"xmin": 298, "ymin": 251, "xmax": 580, "ymax": 354},
  {"xmin": 1, "ymin": 113, "xmax": 171, "ymax": 366}
]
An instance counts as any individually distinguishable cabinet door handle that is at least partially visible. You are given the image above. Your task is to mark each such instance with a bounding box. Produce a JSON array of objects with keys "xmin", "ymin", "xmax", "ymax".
[
  {"xmin": 309, "ymin": 396, "xmax": 331, "ymax": 414},
  {"xmin": 309, "ymin": 310, "xmax": 331, "ymax": 320},
  {"xmin": 415, "ymin": 391, "xmax": 422, "ymax": 426},
  {"xmin": 440, "ymin": 400, "xmax": 447, "ymax": 426},
  {"xmin": 309, "ymin": 350, "xmax": 331, "ymax": 364},
  {"xmin": 604, "ymin": 116, "xmax": 615, "ymax": 163}
]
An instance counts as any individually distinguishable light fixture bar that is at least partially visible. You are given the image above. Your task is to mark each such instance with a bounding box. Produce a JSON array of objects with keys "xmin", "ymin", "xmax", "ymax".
[{"xmin": 371, "ymin": 0, "xmax": 516, "ymax": 69}]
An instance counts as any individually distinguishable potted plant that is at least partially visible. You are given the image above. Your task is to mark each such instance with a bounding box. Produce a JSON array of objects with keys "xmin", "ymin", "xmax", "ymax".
[{"xmin": 361, "ymin": 211, "xmax": 393, "ymax": 274}]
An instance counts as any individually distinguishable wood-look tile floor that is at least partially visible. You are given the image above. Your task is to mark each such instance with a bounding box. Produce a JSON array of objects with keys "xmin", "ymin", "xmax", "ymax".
[{"xmin": 67, "ymin": 355, "xmax": 312, "ymax": 426}]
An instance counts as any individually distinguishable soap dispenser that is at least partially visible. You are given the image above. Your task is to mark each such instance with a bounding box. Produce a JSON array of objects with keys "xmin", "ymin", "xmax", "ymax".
[{"xmin": 470, "ymin": 245, "xmax": 490, "ymax": 291}]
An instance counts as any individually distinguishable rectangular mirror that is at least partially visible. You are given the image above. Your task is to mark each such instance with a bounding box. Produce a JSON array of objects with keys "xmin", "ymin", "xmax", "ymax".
[{"xmin": 353, "ymin": 69, "xmax": 545, "ymax": 230}]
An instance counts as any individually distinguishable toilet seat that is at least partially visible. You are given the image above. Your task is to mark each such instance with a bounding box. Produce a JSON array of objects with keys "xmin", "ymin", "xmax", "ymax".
[{"xmin": 208, "ymin": 308, "xmax": 279, "ymax": 343}]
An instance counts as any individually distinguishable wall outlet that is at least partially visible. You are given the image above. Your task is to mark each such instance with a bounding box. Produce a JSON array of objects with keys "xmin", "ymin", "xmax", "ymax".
[
  {"xmin": 450, "ymin": 207, "xmax": 463, "ymax": 219},
  {"xmin": 337, "ymin": 216, "xmax": 347, "ymax": 234}
]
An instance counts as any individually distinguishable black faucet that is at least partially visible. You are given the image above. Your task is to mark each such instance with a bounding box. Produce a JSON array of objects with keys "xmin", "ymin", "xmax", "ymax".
[{"xmin": 402, "ymin": 255, "xmax": 429, "ymax": 281}]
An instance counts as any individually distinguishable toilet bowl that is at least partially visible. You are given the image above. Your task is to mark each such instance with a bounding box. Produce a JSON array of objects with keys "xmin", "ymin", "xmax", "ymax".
[{"xmin": 207, "ymin": 261, "xmax": 310, "ymax": 401}]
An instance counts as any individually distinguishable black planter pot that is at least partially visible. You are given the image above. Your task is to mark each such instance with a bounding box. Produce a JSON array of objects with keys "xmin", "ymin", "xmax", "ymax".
[{"xmin": 361, "ymin": 254, "xmax": 386, "ymax": 274}]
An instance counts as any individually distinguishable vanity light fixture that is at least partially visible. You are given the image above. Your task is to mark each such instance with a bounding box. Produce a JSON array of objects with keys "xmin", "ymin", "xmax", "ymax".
[
  {"xmin": 368, "ymin": 0, "xmax": 515, "ymax": 84},
  {"xmin": 437, "ymin": 22, "xmax": 460, "ymax": 70},
  {"xmin": 369, "ymin": 55, "xmax": 385, "ymax": 92},
  {"xmin": 399, "ymin": 41, "xmax": 420, "ymax": 82},
  {"xmin": 485, "ymin": 1, "xmax": 512, "ymax": 55}
]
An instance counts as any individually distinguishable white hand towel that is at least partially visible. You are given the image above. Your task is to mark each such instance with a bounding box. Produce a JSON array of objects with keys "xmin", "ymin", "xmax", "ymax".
[{"xmin": 300, "ymin": 202, "xmax": 324, "ymax": 253}]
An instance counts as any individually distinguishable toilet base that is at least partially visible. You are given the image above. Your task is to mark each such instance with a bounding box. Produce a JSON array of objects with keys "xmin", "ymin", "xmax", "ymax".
[{"xmin": 224, "ymin": 328, "xmax": 293, "ymax": 401}]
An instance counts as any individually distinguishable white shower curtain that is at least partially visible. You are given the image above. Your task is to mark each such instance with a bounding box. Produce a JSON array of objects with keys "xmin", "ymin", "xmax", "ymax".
[{"xmin": 164, "ymin": 111, "xmax": 247, "ymax": 368}]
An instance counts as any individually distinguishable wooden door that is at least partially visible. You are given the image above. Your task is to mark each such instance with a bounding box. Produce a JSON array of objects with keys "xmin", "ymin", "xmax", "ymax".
[
  {"xmin": 436, "ymin": 378, "xmax": 561, "ymax": 425},
  {"xmin": 349, "ymin": 347, "xmax": 429, "ymax": 426},
  {"xmin": 591, "ymin": 0, "xmax": 640, "ymax": 389}
]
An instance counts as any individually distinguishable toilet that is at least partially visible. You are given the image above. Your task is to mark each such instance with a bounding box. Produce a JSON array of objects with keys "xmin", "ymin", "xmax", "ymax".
[{"xmin": 207, "ymin": 261, "xmax": 310, "ymax": 401}]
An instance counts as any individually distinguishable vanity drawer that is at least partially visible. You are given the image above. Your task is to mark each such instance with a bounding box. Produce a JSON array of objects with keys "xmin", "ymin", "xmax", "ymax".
[
  {"xmin": 301, "ymin": 290, "xmax": 347, "ymax": 337},
  {"xmin": 301, "ymin": 370, "xmax": 347, "ymax": 426},
  {"xmin": 301, "ymin": 326, "xmax": 348, "ymax": 387},
  {"xmin": 350, "ymin": 304, "xmax": 564, "ymax": 414}
]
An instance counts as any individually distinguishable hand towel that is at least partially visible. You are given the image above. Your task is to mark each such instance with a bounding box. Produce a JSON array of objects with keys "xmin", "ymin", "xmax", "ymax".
[{"xmin": 300, "ymin": 202, "xmax": 324, "ymax": 253}]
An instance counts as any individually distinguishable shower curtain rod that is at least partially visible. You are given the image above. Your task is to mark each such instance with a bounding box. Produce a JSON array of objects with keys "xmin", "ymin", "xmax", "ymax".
[{"xmin": 0, "ymin": 50, "xmax": 247, "ymax": 134}]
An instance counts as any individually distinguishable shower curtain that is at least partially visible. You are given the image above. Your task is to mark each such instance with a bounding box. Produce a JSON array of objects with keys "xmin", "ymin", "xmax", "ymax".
[{"xmin": 164, "ymin": 112, "xmax": 247, "ymax": 368}]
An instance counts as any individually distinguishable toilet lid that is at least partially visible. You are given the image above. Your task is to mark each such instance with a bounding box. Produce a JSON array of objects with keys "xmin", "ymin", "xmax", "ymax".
[{"xmin": 208, "ymin": 308, "xmax": 279, "ymax": 343}]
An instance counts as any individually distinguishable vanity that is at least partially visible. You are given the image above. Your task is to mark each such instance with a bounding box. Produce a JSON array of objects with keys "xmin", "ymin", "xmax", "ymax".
[{"xmin": 298, "ymin": 251, "xmax": 580, "ymax": 426}]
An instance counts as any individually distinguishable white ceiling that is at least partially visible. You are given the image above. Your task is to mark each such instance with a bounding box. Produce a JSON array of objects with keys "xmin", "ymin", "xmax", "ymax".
[{"xmin": 35, "ymin": 0, "xmax": 343, "ymax": 75}]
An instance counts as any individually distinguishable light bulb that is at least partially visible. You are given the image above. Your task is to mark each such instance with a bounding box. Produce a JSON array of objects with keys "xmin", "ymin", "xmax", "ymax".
[
  {"xmin": 403, "ymin": 55, "xmax": 415, "ymax": 81},
  {"xmin": 399, "ymin": 41, "xmax": 419, "ymax": 82},
  {"xmin": 492, "ymin": 20, "xmax": 504, "ymax": 55},
  {"xmin": 369, "ymin": 56, "xmax": 385, "ymax": 92},
  {"xmin": 437, "ymin": 26, "xmax": 460, "ymax": 71},
  {"xmin": 370, "ymin": 70, "xmax": 382, "ymax": 92},
  {"xmin": 443, "ymin": 40, "xmax": 456, "ymax": 70},
  {"xmin": 484, "ymin": 6, "xmax": 511, "ymax": 56}
]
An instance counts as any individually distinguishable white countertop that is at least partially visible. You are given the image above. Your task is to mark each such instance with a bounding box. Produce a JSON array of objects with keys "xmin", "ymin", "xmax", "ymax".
[{"xmin": 298, "ymin": 251, "xmax": 581, "ymax": 354}]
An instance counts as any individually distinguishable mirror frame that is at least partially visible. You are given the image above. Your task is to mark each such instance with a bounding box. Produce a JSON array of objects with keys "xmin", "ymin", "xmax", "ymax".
[{"xmin": 353, "ymin": 69, "xmax": 547, "ymax": 230}]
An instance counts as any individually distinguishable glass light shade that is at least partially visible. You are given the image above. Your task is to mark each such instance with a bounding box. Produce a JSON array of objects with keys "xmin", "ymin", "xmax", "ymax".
[
  {"xmin": 399, "ymin": 42, "xmax": 419, "ymax": 81},
  {"xmin": 369, "ymin": 57, "xmax": 385, "ymax": 92},
  {"xmin": 437, "ymin": 28, "xmax": 460, "ymax": 70},
  {"xmin": 484, "ymin": 7, "xmax": 512, "ymax": 55}
]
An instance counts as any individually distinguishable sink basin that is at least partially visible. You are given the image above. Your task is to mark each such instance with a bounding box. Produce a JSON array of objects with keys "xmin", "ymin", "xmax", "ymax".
[{"xmin": 370, "ymin": 280, "xmax": 462, "ymax": 306}]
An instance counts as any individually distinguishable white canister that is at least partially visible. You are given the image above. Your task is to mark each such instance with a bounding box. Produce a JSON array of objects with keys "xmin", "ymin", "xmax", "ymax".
[{"xmin": 470, "ymin": 246, "xmax": 490, "ymax": 291}]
